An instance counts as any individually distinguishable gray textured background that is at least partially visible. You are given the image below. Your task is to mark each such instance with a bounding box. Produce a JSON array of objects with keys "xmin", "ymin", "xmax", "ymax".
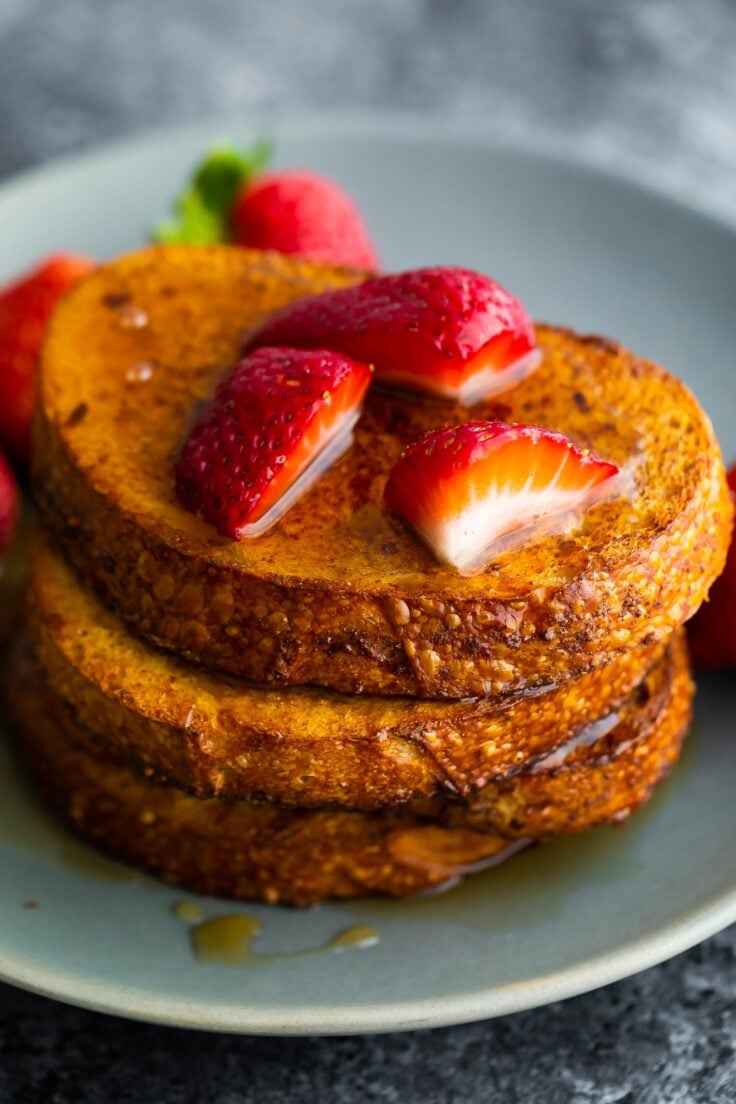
[{"xmin": 1, "ymin": 0, "xmax": 736, "ymax": 1101}]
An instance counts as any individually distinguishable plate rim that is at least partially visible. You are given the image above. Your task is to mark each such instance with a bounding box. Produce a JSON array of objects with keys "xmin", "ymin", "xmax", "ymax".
[
  {"xmin": 2, "ymin": 887, "xmax": 736, "ymax": 1034},
  {"xmin": 1, "ymin": 108, "xmax": 735, "ymax": 237},
  {"xmin": 1, "ymin": 109, "xmax": 735, "ymax": 1034}
]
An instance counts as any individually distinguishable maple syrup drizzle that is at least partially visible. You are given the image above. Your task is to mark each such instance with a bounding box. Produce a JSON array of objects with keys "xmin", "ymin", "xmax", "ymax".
[{"xmin": 173, "ymin": 902, "xmax": 379, "ymax": 965}]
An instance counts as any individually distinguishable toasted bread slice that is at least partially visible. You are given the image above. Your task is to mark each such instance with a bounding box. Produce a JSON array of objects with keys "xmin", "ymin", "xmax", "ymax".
[
  {"xmin": 7, "ymin": 636, "xmax": 692, "ymax": 904},
  {"xmin": 34, "ymin": 246, "xmax": 730, "ymax": 697},
  {"xmin": 29, "ymin": 535, "xmax": 665, "ymax": 808}
]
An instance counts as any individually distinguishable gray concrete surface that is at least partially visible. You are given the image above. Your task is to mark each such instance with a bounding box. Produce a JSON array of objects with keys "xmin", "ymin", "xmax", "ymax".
[{"xmin": 1, "ymin": 1, "xmax": 735, "ymax": 1100}]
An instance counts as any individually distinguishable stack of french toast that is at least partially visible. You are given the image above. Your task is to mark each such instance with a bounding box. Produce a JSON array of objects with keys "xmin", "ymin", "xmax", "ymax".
[{"xmin": 8, "ymin": 245, "xmax": 731, "ymax": 905}]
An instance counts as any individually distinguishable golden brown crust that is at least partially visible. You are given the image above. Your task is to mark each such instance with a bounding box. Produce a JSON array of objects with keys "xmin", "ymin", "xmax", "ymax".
[
  {"xmin": 33, "ymin": 245, "xmax": 731, "ymax": 697},
  {"xmin": 7, "ymin": 635, "xmax": 692, "ymax": 904},
  {"xmin": 29, "ymin": 535, "xmax": 666, "ymax": 808}
]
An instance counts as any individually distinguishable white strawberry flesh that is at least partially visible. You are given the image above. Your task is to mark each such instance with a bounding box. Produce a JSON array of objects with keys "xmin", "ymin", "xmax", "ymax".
[{"xmin": 384, "ymin": 421, "xmax": 620, "ymax": 574}]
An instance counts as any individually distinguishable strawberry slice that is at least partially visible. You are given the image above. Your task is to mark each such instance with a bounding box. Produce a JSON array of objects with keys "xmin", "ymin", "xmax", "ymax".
[
  {"xmin": 384, "ymin": 422, "xmax": 620, "ymax": 574},
  {"xmin": 176, "ymin": 347, "xmax": 372, "ymax": 539},
  {"xmin": 246, "ymin": 266, "xmax": 539, "ymax": 405}
]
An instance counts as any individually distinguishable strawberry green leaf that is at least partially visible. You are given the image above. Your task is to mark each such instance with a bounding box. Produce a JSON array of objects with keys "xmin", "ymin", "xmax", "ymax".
[
  {"xmin": 153, "ymin": 189, "xmax": 222, "ymax": 246},
  {"xmin": 152, "ymin": 140, "xmax": 273, "ymax": 245}
]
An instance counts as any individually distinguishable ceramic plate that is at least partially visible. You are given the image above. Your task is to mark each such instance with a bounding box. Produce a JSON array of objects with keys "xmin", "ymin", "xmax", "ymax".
[{"xmin": 1, "ymin": 114, "xmax": 735, "ymax": 1035}]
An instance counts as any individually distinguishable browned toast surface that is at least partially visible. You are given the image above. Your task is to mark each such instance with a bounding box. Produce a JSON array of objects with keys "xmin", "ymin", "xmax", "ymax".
[
  {"xmin": 30, "ymin": 535, "xmax": 666, "ymax": 809},
  {"xmin": 34, "ymin": 246, "xmax": 731, "ymax": 697},
  {"xmin": 8, "ymin": 635, "xmax": 692, "ymax": 904}
]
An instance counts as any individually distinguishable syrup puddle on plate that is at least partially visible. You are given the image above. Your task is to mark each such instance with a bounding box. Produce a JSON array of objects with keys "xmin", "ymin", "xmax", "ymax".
[{"xmin": 173, "ymin": 901, "xmax": 379, "ymax": 966}]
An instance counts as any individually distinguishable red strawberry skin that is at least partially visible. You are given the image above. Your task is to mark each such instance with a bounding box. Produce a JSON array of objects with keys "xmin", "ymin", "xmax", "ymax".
[
  {"xmin": 0, "ymin": 254, "xmax": 94, "ymax": 465},
  {"xmin": 0, "ymin": 449, "xmax": 18, "ymax": 553},
  {"xmin": 231, "ymin": 170, "xmax": 379, "ymax": 269},
  {"xmin": 246, "ymin": 267, "xmax": 536, "ymax": 402},
  {"xmin": 687, "ymin": 464, "xmax": 736, "ymax": 668},
  {"xmin": 384, "ymin": 421, "xmax": 619, "ymax": 574},
  {"xmin": 176, "ymin": 347, "xmax": 372, "ymax": 539}
]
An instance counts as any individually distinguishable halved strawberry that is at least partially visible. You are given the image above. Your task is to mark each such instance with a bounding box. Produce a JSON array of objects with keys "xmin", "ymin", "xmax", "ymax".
[
  {"xmin": 175, "ymin": 347, "xmax": 372, "ymax": 539},
  {"xmin": 384, "ymin": 422, "xmax": 619, "ymax": 574},
  {"xmin": 246, "ymin": 266, "xmax": 538, "ymax": 405}
]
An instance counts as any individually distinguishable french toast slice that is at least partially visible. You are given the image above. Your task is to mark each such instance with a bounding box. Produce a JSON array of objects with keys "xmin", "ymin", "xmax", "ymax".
[
  {"xmin": 8, "ymin": 634, "xmax": 692, "ymax": 904},
  {"xmin": 34, "ymin": 246, "xmax": 731, "ymax": 698},
  {"xmin": 29, "ymin": 536, "xmax": 665, "ymax": 809}
]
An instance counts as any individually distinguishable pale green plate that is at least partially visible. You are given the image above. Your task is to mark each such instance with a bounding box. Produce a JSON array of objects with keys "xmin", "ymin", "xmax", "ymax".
[{"xmin": 0, "ymin": 114, "xmax": 734, "ymax": 1035}]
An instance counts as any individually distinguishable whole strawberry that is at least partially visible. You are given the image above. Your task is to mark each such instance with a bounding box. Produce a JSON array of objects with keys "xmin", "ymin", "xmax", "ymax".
[
  {"xmin": 0, "ymin": 449, "xmax": 18, "ymax": 553},
  {"xmin": 232, "ymin": 170, "xmax": 378, "ymax": 268},
  {"xmin": 0, "ymin": 253, "xmax": 94, "ymax": 465},
  {"xmin": 154, "ymin": 144, "xmax": 379, "ymax": 269},
  {"xmin": 687, "ymin": 463, "xmax": 736, "ymax": 668}
]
